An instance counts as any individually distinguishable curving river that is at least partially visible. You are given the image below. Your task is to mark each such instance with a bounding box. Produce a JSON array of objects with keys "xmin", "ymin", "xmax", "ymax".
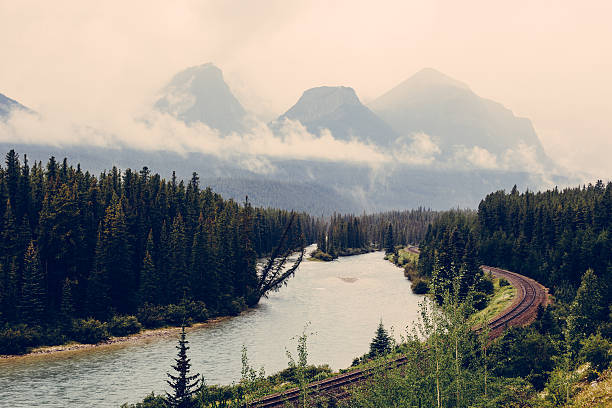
[{"xmin": 0, "ymin": 249, "xmax": 424, "ymax": 407}]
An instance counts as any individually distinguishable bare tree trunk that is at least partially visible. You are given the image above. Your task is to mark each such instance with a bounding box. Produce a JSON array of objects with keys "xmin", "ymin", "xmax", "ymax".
[
  {"xmin": 436, "ymin": 357, "xmax": 441, "ymax": 408},
  {"xmin": 484, "ymin": 342, "xmax": 487, "ymax": 399},
  {"xmin": 455, "ymin": 336, "xmax": 460, "ymax": 408}
]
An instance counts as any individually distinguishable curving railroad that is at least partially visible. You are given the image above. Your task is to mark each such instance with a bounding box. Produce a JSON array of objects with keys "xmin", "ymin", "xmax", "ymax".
[{"xmin": 252, "ymin": 248, "xmax": 549, "ymax": 408}]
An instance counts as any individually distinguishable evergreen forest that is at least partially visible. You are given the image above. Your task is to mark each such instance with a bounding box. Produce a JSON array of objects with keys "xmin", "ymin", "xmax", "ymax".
[
  {"xmin": 0, "ymin": 150, "xmax": 315, "ymax": 354},
  {"xmin": 312, "ymin": 209, "xmax": 438, "ymax": 260}
]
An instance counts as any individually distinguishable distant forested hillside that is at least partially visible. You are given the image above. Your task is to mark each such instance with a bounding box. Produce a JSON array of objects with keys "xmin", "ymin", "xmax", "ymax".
[
  {"xmin": 202, "ymin": 177, "xmax": 361, "ymax": 216},
  {"xmin": 0, "ymin": 150, "xmax": 315, "ymax": 354},
  {"xmin": 313, "ymin": 208, "xmax": 439, "ymax": 259}
]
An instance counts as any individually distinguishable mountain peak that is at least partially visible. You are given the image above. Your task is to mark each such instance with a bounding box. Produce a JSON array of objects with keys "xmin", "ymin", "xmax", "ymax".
[
  {"xmin": 276, "ymin": 85, "xmax": 397, "ymax": 145},
  {"xmin": 300, "ymin": 86, "xmax": 360, "ymax": 104},
  {"xmin": 0, "ymin": 93, "xmax": 30, "ymax": 118},
  {"xmin": 155, "ymin": 63, "xmax": 246, "ymax": 134},
  {"xmin": 370, "ymin": 69, "xmax": 551, "ymax": 164},
  {"xmin": 281, "ymin": 86, "xmax": 361, "ymax": 123},
  {"xmin": 407, "ymin": 68, "xmax": 470, "ymax": 90}
]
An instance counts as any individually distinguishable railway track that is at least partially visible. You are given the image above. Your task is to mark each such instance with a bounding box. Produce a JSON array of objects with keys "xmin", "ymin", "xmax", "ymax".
[{"xmin": 252, "ymin": 252, "xmax": 549, "ymax": 408}]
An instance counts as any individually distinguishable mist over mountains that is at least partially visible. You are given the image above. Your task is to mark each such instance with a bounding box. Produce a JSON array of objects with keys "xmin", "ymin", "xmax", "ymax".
[
  {"xmin": 154, "ymin": 63, "xmax": 248, "ymax": 134},
  {"xmin": 273, "ymin": 86, "xmax": 398, "ymax": 146},
  {"xmin": 0, "ymin": 64, "xmax": 569, "ymax": 214},
  {"xmin": 370, "ymin": 68, "xmax": 551, "ymax": 166},
  {"xmin": 0, "ymin": 93, "xmax": 30, "ymax": 118}
]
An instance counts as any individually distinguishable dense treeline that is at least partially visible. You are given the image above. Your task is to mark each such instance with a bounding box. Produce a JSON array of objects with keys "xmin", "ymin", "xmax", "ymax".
[
  {"xmin": 359, "ymin": 208, "xmax": 440, "ymax": 248},
  {"xmin": 420, "ymin": 183, "xmax": 611, "ymax": 303},
  {"xmin": 313, "ymin": 208, "xmax": 438, "ymax": 260},
  {"xmin": 417, "ymin": 210, "xmax": 487, "ymax": 302},
  {"xmin": 477, "ymin": 183, "xmax": 612, "ymax": 298},
  {"xmin": 315, "ymin": 214, "xmax": 369, "ymax": 258},
  {"xmin": 0, "ymin": 150, "xmax": 314, "ymax": 354},
  {"xmin": 415, "ymin": 182, "xmax": 612, "ymax": 405}
]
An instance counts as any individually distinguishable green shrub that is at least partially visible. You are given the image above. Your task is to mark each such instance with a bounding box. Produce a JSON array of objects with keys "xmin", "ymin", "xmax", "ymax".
[
  {"xmin": 489, "ymin": 327, "xmax": 557, "ymax": 390},
  {"xmin": 310, "ymin": 249, "xmax": 334, "ymax": 261},
  {"xmin": 120, "ymin": 393, "xmax": 167, "ymax": 408},
  {"xmin": 182, "ymin": 300, "xmax": 209, "ymax": 323},
  {"xmin": 499, "ymin": 278, "xmax": 510, "ymax": 287},
  {"xmin": 471, "ymin": 377, "xmax": 535, "ymax": 408},
  {"xmin": 0, "ymin": 324, "xmax": 42, "ymax": 355},
  {"xmin": 137, "ymin": 301, "xmax": 209, "ymax": 329},
  {"xmin": 136, "ymin": 303, "xmax": 167, "ymax": 329},
  {"xmin": 71, "ymin": 318, "xmax": 109, "ymax": 344},
  {"xmin": 218, "ymin": 294, "xmax": 245, "ymax": 317},
  {"xmin": 478, "ymin": 275, "xmax": 495, "ymax": 295},
  {"xmin": 269, "ymin": 364, "xmax": 332, "ymax": 384},
  {"xmin": 108, "ymin": 315, "xmax": 143, "ymax": 337},
  {"xmin": 579, "ymin": 333, "xmax": 611, "ymax": 372},
  {"xmin": 164, "ymin": 303, "xmax": 189, "ymax": 325},
  {"xmin": 411, "ymin": 279, "xmax": 429, "ymax": 294},
  {"xmin": 472, "ymin": 291, "xmax": 489, "ymax": 310}
]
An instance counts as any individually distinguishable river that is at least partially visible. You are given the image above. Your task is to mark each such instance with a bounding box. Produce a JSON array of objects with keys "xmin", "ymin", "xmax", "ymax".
[{"xmin": 0, "ymin": 250, "xmax": 424, "ymax": 407}]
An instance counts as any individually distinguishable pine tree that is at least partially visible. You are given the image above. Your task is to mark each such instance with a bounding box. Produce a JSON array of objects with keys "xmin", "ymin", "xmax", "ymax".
[
  {"xmin": 87, "ymin": 230, "xmax": 111, "ymax": 320},
  {"xmin": 384, "ymin": 223, "xmax": 394, "ymax": 254},
  {"xmin": 369, "ymin": 320, "xmax": 392, "ymax": 357},
  {"xmin": 94, "ymin": 196, "xmax": 133, "ymax": 313},
  {"xmin": 0, "ymin": 263, "xmax": 5, "ymax": 323},
  {"xmin": 566, "ymin": 269, "xmax": 606, "ymax": 351},
  {"xmin": 190, "ymin": 214, "xmax": 218, "ymax": 309},
  {"xmin": 60, "ymin": 278, "xmax": 75, "ymax": 327},
  {"xmin": 1, "ymin": 200, "xmax": 19, "ymax": 263},
  {"xmin": 18, "ymin": 241, "xmax": 46, "ymax": 325},
  {"xmin": 166, "ymin": 326, "xmax": 200, "ymax": 408},
  {"xmin": 139, "ymin": 230, "xmax": 158, "ymax": 305},
  {"xmin": 235, "ymin": 199, "xmax": 258, "ymax": 305},
  {"xmin": 169, "ymin": 214, "xmax": 189, "ymax": 303}
]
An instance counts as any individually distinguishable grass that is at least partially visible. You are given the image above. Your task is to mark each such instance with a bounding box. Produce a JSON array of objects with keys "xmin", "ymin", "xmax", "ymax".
[
  {"xmin": 470, "ymin": 277, "xmax": 517, "ymax": 326},
  {"xmin": 306, "ymin": 257, "xmax": 326, "ymax": 262},
  {"xmin": 566, "ymin": 368, "xmax": 612, "ymax": 408},
  {"xmin": 385, "ymin": 248, "xmax": 418, "ymax": 266}
]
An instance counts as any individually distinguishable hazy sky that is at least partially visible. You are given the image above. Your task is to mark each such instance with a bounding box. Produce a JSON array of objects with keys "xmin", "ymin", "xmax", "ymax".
[{"xmin": 1, "ymin": 0, "xmax": 611, "ymax": 177}]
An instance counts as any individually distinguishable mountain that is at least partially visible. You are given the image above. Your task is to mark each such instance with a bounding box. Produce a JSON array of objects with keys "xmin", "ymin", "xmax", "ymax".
[
  {"xmin": 370, "ymin": 68, "xmax": 550, "ymax": 163},
  {"xmin": 154, "ymin": 63, "xmax": 247, "ymax": 134},
  {"xmin": 0, "ymin": 93, "xmax": 30, "ymax": 118},
  {"xmin": 274, "ymin": 86, "xmax": 398, "ymax": 145}
]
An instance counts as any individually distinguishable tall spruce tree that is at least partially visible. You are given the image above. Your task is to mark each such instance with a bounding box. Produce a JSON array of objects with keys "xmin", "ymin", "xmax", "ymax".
[
  {"xmin": 95, "ymin": 195, "xmax": 133, "ymax": 313},
  {"xmin": 18, "ymin": 241, "xmax": 46, "ymax": 325},
  {"xmin": 384, "ymin": 223, "xmax": 394, "ymax": 254},
  {"xmin": 190, "ymin": 214, "xmax": 218, "ymax": 310},
  {"xmin": 60, "ymin": 278, "xmax": 75, "ymax": 328},
  {"xmin": 169, "ymin": 214, "xmax": 189, "ymax": 303},
  {"xmin": 87, "ymin": 230, "xmax": 111, "ymax": 320},
  {"xmin": 139, "ymin": 230, "xmax": 158, "ymax": 305},
  {"xmin": 166, "ymin": 326, "xmax": 200, "ymax": 408},
  {"xmin": 566, "ymin": 269, "xmax": 606, "ymax": 350}
]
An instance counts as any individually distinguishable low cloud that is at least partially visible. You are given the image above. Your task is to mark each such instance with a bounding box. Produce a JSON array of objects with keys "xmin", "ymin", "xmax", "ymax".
[
  {"xmin": 392, "ymin": 132, "xmax": 441, "ymax": 165},
  {"xmin": 0, "ymin": 109, "xmax": 581, "ymax": 193},
  {"xmin": 453, "ymin": 146, "xmax": 498, "ymax": 169},
  {"xmin": 0, "ymin": 109, "xmax": 392, "ymax": 173}
]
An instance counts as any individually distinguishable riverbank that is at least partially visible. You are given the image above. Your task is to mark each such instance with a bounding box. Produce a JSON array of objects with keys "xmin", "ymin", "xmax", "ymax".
[
  {"xmin": 0, "ymin": 250, "xmax": 422, "ymax": 408},
  {"xmin": 309, "ymin": 247, "xmax": 375, "ymax": 261},
  {"xmin": 0, "ymin": 315, "xmax": 233, "ymax": 361},
  {"xmin": 385, "ymin": 246, "xmax": 429, "ymax": 294}
]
